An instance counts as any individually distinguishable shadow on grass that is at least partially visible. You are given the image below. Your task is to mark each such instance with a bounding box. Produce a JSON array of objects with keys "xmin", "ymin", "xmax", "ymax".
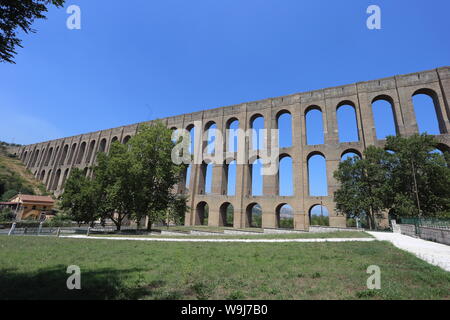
[{"xmin": 0, "ymin": 266, "xmax": 152, "ymax": 300}]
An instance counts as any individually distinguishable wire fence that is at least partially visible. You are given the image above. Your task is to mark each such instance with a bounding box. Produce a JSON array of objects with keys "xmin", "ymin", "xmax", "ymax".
[{"xmin": 398, "ymin": 217, "xmax": 450, "ymax": 235}]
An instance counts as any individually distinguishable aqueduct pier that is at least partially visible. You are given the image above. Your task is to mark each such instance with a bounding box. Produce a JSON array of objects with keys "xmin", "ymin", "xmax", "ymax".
[{"xmin": 12, "ymin": 67, "xmax": 450, "ymax": 230}]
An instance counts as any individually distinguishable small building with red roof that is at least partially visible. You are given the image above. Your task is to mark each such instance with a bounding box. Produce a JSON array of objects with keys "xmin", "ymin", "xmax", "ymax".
[{"xmin": 0, "ymin": 194, "xmax": 55, "ymax": 221}]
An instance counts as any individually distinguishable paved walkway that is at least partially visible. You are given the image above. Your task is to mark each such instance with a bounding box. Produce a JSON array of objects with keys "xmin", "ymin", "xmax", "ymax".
[
  {"xmin": 368, "ymin": 232, "xmax": 450, "ymax": 272},
  {"xmin": 61, "ymin": 234, "xmax": 375, "ymax": 243}
]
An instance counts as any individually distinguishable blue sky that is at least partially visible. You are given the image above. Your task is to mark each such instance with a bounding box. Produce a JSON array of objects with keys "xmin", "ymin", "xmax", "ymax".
[{"xmin": 1, "ymin": 0, "xmax": 449, "ymax": 202}]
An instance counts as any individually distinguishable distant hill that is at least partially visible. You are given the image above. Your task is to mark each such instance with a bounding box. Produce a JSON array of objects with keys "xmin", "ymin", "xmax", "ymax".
[{"xmin": 0, "ymin": 144, "xmax": 48, "ymax": 201}]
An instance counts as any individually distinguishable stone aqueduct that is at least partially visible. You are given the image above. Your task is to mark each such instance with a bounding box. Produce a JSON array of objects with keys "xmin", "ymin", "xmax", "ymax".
[{"xmin": 12, "ymin": 67, "xmax": 450, "ymax": 230}]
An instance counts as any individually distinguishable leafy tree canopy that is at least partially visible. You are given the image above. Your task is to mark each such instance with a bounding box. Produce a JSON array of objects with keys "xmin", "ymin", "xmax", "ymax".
[{"xmin": 0, "ymin": 0, "xmax": 65, "ymax": 63}]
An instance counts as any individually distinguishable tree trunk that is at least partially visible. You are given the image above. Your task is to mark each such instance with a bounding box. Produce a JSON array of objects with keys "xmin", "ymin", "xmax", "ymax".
[{"xmin": 147, "ymin": 219, "xmax": 152, "ymax": 232}]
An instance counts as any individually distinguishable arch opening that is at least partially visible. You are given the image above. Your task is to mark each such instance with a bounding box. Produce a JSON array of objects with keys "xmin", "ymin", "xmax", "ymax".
[
  {"xmin": 276, "ymin": 204, "xmax": 294, "ymax": 229},
  {"xmin": 307, "ymin": 153, "xmax": 328, "ymax": 196},
  {"xmin": 279, "ymin": 155, "xmax": 293, "ymax": 196},
  {"xmin": 220, "ymin": 202, "xmax": 234, "ymax": 227},
  {"xmin": 277, "ymin": 111, "xmax": 292, "ymax": 148},
  {"xmin": 246, "ymin": 203, "xmax": 262, "ymax": 228},
  {"xmin": 250, "ymin": 115, "xmax": 264, "ymax": 150},
  {"xmin": 412, "ymin": 89, "xmax": 445, "ymax": 135},
  {"xmin": 309, "ymin": 205, "xmax": 329, "ymax": 226},
  {"xmin": 337, "ymin": 103, "xmax": 359, "ymax": 143},
  {"xmin": 305, "ymin": 107, "xmax": 324, "ymax": 145},
  {"xmin": 372, "ymin": 96, "xmax": 397, "ymax": 139},
  {"xmin": 250, "ymin": 158, "xmax": 263, "ymax": 196},
  {"xmin": 195, "ymin": 202, "xmax": 209, "ymax": 226}
]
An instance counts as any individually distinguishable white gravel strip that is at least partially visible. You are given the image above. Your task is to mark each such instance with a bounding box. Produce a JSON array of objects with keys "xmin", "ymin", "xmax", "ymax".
[
  {"xmin": 368, "ymin": 232, "xmax": 450, "ymax": 272},
  {"xmin": 60, "ymin": 234, "xmax": 375, "ymax": 243}
]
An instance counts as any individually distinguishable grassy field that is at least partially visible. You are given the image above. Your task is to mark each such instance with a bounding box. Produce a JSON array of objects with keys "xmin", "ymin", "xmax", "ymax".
[
  {"xmin": 0, "ymin": 236, "xmax": 449, "ymax": 300},
  {"xmin": 89, "ymin": 231, "xmax": 373, "ymax": 239}
]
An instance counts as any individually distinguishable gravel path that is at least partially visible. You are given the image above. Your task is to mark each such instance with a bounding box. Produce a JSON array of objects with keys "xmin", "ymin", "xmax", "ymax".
[
  {"xmin": 61, "ymin": 234, "xmax": 375, "ymax": 243},
  {"xmin": 368, "ymin": 232, "xmax": 450, "ymax": 272}
]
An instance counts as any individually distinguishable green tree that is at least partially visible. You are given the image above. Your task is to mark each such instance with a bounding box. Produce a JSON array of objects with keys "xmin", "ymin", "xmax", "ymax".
[
  {"xmin": 91, "ymin": 122, "xmax": 187, "ymax": 231},
  {"xmin": 334, "ymin": 146, "xmax": 393, "ymax": 230},
  {"xmin": 94, "ymin": 141, "xmax": 135, "ymax": 231},
  {"xmin": 127, "ymin": 122, "xmax": 186, "ymax": 231},
  {"xmin": 0, "ymin": 0, "xmax": 65, "ymax": 63},
  {"xmin": 385, "ymin": 134, "xmax": 450, "ymax": 217},
  {"xmin": 59, "ymin": 168, "xmax": 99, "ymax": 226},
  {"xmin": 164, "ymin": 194, "xmax": 189, "ymax": 227}
]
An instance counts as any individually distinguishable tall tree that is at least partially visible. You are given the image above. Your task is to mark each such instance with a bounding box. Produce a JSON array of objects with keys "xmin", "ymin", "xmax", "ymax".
[
  {"xmin": 94, "ymin": 141, "xmax": 135, "ymax": 231},
  {"xmin": 127, "ymin": 122, "xmax": 186, "ymax": 231},
  {"xmin": 334, "ymin": 146, "xmax": 393, "ymax": 230},
  {"xmin": 91, "ymin": 122, "xmax": 187, "ymax": 231},
  {"xmin": 385, "ymin": 134, "xmax": 450, "ymax": 218},
  {"xmin": 0, "ymin": 0, "xmax": 65, "ymax": 63},
  {"xmin": 59, "ymin": 168, "xmax": 99, "ymax": 226}
]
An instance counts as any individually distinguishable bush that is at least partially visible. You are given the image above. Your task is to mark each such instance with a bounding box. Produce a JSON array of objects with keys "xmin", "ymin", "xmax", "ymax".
[{"xmin": 0, "ymin": 207, "xmax": 15, "ymax": 222}]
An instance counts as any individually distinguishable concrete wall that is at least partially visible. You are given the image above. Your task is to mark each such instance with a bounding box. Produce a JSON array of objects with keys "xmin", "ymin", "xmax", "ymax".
[
  {"xmin": 399, "ymin": 224, "xmax": 450, "ymax": 246},
  {"xmin": 419, "ymin": 227, "xmax": 450, "ymax": 246},
  {"xmin": 15, "ymin": 67, "xmax": 450, "ymax": 231}
]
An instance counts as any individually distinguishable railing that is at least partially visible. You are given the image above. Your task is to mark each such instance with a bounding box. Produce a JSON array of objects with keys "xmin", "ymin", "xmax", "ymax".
[{"xmin": 398, "ymin": 217, "xmax": 450, "ymax": 235}]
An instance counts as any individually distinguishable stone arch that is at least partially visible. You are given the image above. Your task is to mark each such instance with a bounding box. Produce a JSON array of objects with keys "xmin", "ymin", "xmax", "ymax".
[
  {"xmin": 308, "ymin": 204, "xmax": 330, "ymax": 226},
  {"xmin": 99, "ymin": 139, "xmax": 107, "ymax": 153},
  {"xmin": 246, "ymin": 202, "xmax": 262, "ymax": 228},
  {"xmin": 53, "ymin": 146, "xmax": 61, "ymax": 166},
  {"xmin": 52, "ymin": 169, "xmax": 61, "ymax": 191},
  {"xmin": 31, "ymin": 149, "xmax": 40, "ymax": 167},
  {"xmin": 184, "ymin": 164, "xmax": 192, "ymax": 191},
  {"xmin": 45, "ymin": 169, "xmax": 52, "ymax": 188},
  {"xmin": 67, "ymin": 144, "xmax": 76, "ymax": 164},
  {"xmin": 337, "ymin": 101, "xmax": 359, "ymax": 143},
  {"xmin": 307, "ymin": 152, "xmax": 328, "ymax": 196},
  {"xmin": 86, "ymin": 140, "xmax": 96, "ymax": 164},
  {"xmin": 371, "ymin": 95, "xmax": 398, "ymax": 139},
  {"xmin": 199, "ymin": 160, "xmax": 213, "ymax": 195},
  {"xmin": 219, "ymin": 202, "xmax": 234, "ymax": 227},
  {"xmin": 341, "ymin": 149, "xmax": 362, "ymax": 161},
  {"xmin": 250, "ymin": 157, "xmax": 263, "ymax": 196},
  {"xmin": 305, "ymin": 105, "xmax": 325, "ymax": 145},
  {"xmin": 61, "ymin": 168, "xmax": 70, "ymax": 189},
  {"xmin": 276, "ymin": 203, "xmax": 294, "ymax": 229},
  {"xmin": 39, "ymin": 170, "xmax": 46, "ymax": 181},
  {"xmin": 186, "ymin": 124, "xmax": 196, "ymax": 155},
  {"xmin": 76, "ymin": 142, "xmax": 86, "ymax": 164},
  {"xmin": 412, "ymin": 88, "xmax": 446, "ymax": 134},
  {"xmin": 276, "ymin": 110, "xmax": 292, "ymax": 148},
  {"xmin": 111, "ymin": 136, "xmax": 119, "ymax": 143},
  {"xmin": 60, "ymin": 144, "xmax": 69, "ymax": 165},
  {"xmin": 278, "ymin": 153, "xmax": 293, "ymax": 196},
  {"xmin": 226, "ymin": 160, "xmax": 237, "ymax": 196},
  {"xmin": 250, "ymin": 114, "xmax": 264, "ymax": 150},
  {"xmin": 195, "ymin": 201, "xmax": 209, "ymax": 226},
  {"xmin": 122, "ymin": 135, "xmax": 131, "ymax": 144},
  {"xmin": 436, "ymin": 143, "xmax": 450, "ymax": 154},
  {"xmin": 204, "ymin": 121, "xmax": 217, "ymax": 155},
  {"xmin": 226, "ymin": 117, "xmax": 239, "ymax": 152}
]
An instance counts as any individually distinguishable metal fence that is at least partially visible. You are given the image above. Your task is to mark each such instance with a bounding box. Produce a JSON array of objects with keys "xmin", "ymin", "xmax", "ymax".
[{"xmin": 398, "ymin": 217, "xmax": 450, "ymax": 235}]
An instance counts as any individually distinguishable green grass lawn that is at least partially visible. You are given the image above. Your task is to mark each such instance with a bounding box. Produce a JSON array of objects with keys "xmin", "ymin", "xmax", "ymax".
[
  {"xmin": 0, "ymin": 236, "xmax": 449, "ymax": 300},
  {"xmin": 89, "ymin": 231, "xmax": 373, "ymax": 239}
]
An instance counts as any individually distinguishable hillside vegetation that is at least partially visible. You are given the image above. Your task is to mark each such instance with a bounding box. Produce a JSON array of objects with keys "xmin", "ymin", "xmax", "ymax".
[{"xmin": 0, "ymin": 142, "xmax": 47, "ymax": 201}]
